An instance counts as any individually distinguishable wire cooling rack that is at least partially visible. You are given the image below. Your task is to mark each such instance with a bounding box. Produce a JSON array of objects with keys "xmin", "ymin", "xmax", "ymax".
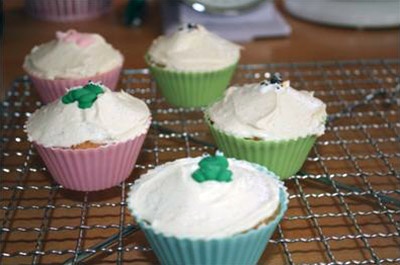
[{"xmin": 1, "ymin": 59, "xmax": 399, "ymax": 265}]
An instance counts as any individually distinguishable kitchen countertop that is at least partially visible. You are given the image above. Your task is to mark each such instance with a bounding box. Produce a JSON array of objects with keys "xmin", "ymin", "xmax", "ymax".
[{"xmin": 2, "ymin": 0, "xmax": 399, "ymax": 99}]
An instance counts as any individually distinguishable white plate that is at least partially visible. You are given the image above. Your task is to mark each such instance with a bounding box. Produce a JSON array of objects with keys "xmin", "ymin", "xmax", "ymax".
[{"xmin": 285, "ymin": 0, "xmax": 400, "ymax": 28}]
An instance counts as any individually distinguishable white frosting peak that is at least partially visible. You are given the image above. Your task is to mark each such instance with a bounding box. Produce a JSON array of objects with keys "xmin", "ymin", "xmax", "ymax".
[
  {"xmin": 23, "ymin": 30, "xmax": 123, "ymax": 79},
  {"xmin": 207, "ymin": 81, "xmax": 327, "ymax": 140},
  {"xmin": 127, "ymin": 157, "xmax": 282, "ymax": 239},
  {"xmin": 26, "ymin": 84, "xmax": 151, "ymax": 148},
  {"xmin": 148, "ymin": 24, "xmax": 241, "ymax": 71}
]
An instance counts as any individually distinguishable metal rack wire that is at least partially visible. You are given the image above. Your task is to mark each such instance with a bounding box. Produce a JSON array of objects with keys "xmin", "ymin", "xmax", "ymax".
[{"xmin": 1, "ymin": 59, "xmax": 399, "ymax": 265}]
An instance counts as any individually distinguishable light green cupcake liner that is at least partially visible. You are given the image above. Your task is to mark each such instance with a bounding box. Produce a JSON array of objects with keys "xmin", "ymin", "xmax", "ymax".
[
  {"xmin": 146, "ymin": 56, "xmax": 237, "ymax": 108},
  {"xmin": 205, "ymin": 116, "xmax": 317, "ymax": 179},
  {"xmin": 137, "ymin": 187, "xmax": 288, "ymax": 265}
]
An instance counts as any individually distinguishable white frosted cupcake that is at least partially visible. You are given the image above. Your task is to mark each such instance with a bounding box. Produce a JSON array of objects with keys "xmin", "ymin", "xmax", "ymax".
[
  {"xmin": 127, "ymin": 154, "xmax": 288, "ymax": 265},
  {"xmin": 205, "ymin": 74, "xmax": 327, "ymax": 179},
  {"xmin": 26, "ymin": 82, "xmax": 151, "ymax": 191},
  {"xmin": 146, "ymin": 23, "xmax": 241, "ymax": 108},
  {"xmin": 24, "ymin": 29, "xmax": 124, "ymax": 104}
]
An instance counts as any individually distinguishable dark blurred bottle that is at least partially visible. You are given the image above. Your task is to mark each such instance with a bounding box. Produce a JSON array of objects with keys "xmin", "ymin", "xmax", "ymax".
[{"xmin": 124, "ymin": 0, "xmax": 146, "ymax": 27}]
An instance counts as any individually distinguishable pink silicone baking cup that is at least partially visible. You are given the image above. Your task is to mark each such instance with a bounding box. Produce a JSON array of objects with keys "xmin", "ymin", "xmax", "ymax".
[
  {"xmin": 33, "ymin": 133, "xmax": 147, "ymax": 191},
  {"xmin": 27, "ymin": 65, "xmax": 122, "ymax": 104},
  {"xmin": 25, "ymin": 0, "xmax": 111, "ymax": 22}
]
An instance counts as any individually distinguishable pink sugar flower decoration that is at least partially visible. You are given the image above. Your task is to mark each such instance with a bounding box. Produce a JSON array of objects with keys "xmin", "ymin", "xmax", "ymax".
[{"xmin": 56, "ymin": 29, "xmax": 95, "ymax": 47}]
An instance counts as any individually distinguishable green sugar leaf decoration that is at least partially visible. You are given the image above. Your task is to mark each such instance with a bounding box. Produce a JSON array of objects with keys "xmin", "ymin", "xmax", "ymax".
[
  {"xmin": 192, "ymin": 155, "xmax": 233, "ymax": 183},
  {"xmin": 62, "ymin": 82, "xmax": 104, "ymax": 109}
]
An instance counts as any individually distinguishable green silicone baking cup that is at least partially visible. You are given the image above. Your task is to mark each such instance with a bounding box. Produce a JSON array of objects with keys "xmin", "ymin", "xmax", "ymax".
[
  {"xmin": 137, "ymin": 186, "xmax": 288, "ymax": 265},
  {"xmin": 146, "ymin": 56, "xmax": 237, "ymax": 108},
  {"xmin": 205, "ymin": 115, "xmax": 317, "ymax": 179}
]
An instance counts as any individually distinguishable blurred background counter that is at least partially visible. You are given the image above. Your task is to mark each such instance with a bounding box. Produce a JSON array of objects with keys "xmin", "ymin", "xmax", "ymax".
[{"xmin": 2, "ymin": 0, "xmax": 399, "ymax": 99}]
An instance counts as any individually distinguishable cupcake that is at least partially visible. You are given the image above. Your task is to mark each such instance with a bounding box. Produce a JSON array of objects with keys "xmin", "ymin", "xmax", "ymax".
[
  {"xmin": 127, "ymin": 154, "xmax": 288, "ymax": 265},
  {"xmin": 23, "ymin": 29, "xmax": 124, "ymax": 104},
  {"xmin": 25, "ymin": 0, "xmax": 111, "ymax": 22},
  {"xmin": 26, "ymin": 82, "xmax": 151, "ymax": 191},
  {"xmin": 205, "ymin": 74, "xmax": 327, "ymax": 179},
  {"xmin": 146, "ymin": 23, "xmax": 241, "ymax": 108}
]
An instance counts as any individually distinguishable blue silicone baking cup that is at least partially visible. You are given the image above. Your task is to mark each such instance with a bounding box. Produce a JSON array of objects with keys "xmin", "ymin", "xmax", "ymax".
[{"xmin": 135, "ymin": 184, "xmax": 288, "ymax": 265}]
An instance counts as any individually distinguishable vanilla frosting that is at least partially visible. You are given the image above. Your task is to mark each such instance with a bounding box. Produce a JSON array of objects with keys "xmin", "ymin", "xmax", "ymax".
[
  {"xmin": 26, "ymin": 83, "xmax": 151, "ymax": 148},
  {"xmin": 23, "ymin": 29, "xmax": 124, "ymax": 79},
  {"xmin": 148, "ymin": 24, "xmax": 241, "ymax": 71},
  {"xmin": 207, "ymin": 80, "xmax": 327, "ymax": 141},
  {"xmin": 127, "ymin": 156, "xmax": 283, "ymax": 239}
]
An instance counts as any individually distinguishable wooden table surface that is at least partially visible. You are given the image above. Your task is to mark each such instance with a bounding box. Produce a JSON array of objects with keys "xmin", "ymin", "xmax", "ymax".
[
  {"xmin": 2, "ymin": 1, "xmax": 399, "ymax": 265},
  {"xmin": 2, "ymin": 0, "xmax": 399, "ymax": 98}
]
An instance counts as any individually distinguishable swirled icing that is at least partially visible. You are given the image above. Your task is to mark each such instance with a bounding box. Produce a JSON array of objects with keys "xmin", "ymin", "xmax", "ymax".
[
  {"xmin": 23, "ymin": 29, "xmax": 123, "ymax": 79},
  {"xmin": 207, "ymin": 80, "xmax": 327, "ymax": 140},
  {"xmin": 127, "ymin": 156, "xmax": 282, "ymax": 239},
  {"xmin": 148, "ymin": 24, "xmax": 241, "ymax": 71},
  {"xmin": 26, "ymin": 83, "xmax": 151, "ymax": 148}
]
